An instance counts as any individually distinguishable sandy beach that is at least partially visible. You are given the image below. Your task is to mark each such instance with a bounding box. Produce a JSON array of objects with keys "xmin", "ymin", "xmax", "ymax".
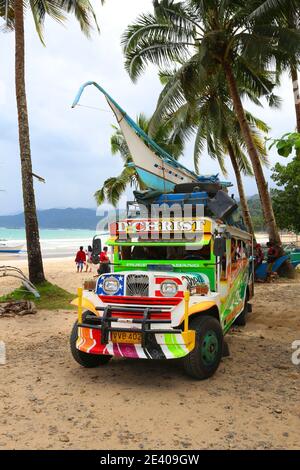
[{"xmin": 0, "ymin": 257, "xmax": 299, "ymax": 450}]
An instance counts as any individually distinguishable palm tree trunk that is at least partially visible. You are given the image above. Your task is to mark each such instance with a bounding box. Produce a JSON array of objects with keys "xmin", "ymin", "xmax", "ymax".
[
  {"xmin": 291, "ymin": 65, "xmax": 300, "ymax": 133},
  {"xmin": 226, "ymin": 140, "xmax": 255, "ymax": 236},
  {"xmin": 15, "ymin": 0, "xmax": 45, "ymax": 284},
  {"xmin": 223, "ymin": 62, "xmax": 281, "ymax": 244}
]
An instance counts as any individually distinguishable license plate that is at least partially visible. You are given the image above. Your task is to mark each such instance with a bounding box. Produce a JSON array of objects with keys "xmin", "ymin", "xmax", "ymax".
[{"xmin": 111, "ymin": 331, "xmax": 142, "ymax": 344}]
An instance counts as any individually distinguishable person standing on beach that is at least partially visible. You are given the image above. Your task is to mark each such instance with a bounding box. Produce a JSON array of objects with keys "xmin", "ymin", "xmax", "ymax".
[
  {"xmin": 85, "ymin": 245, "xmax": 93, "ymax": 273},
  {"xmin": 75, "ymin": 246, "xmax": 86, "ymax": 273},
  {"xmin": 98, "ymin": 246, "xmax": 110, "ymax": 275}
]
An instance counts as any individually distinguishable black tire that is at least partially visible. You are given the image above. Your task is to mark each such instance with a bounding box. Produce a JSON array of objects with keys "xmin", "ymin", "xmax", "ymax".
[
  {"xmin": 183, "ymin": 315, "xmax": 223, "ymax": 380},
  {"xmin": 70, "ymin": 313, "xmax": 112, "ymax": 368}
]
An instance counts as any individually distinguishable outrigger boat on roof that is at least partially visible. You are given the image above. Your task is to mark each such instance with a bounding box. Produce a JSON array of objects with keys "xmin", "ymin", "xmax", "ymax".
[{"xmin": 72, "ymin": 81, "xmax": 232, "ymax": 194}]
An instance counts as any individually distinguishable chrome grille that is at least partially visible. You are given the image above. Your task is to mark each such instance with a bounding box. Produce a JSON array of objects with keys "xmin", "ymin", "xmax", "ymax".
[{"xmin": 126, "ymin": 274, "xmax": 149, "ymax": 297}]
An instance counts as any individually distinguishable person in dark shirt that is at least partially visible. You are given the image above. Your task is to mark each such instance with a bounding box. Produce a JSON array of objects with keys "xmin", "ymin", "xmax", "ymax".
[
  {"xmin": 266, "ymin": 241, "xmax": 284, "ymax": 277},
  {"xmin": 98, "ymin": 247, "xmax": 111, "ymax": 275},
  {"xmin": 254, "ymin": 243, "xmax": 264, "ymax": 267},
  {"xmin": 266, "ymin": 241, "xmax": 283, "ymax": 263}
]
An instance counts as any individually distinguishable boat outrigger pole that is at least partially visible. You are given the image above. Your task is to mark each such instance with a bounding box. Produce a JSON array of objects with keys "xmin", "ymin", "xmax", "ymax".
[
  {"xmin": 72, "ymin": 81, "xmax": 233, "ymax": 193},
  {"xmin": 71, "ymin": 81, "xmax": 190, "ymax": 166},
  {"xmin": 71, "ymin": 81, "xmax": 202, "ymax": 193}
]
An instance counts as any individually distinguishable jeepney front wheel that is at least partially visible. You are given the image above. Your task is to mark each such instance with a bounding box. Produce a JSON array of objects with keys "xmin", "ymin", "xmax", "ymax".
[
  {"xmin": 70, "ymin": 317, "xmax": 112, "ymax": 368},
  {"xmin": 183, "ymin": 315, "xmax": 223, "ymax": 380}
]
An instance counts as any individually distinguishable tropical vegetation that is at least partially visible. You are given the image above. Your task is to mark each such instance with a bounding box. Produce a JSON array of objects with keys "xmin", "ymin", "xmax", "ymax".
[
  {"xmin": 272, "ymin": 158, "xmax": 300, "ymax": 233},
  {"xmin": 149, "ymin": 69, "xmax": 271, "ymax": 235},
  {"xmin": 267, "ymin": 130, "xmax": 300, "ymax": 233},
  {"xmin": 122, "ymin": 0, "xmax": 300, "ymax": 243},
  {"xmin": 251, "ymin": 0, "xmax": 300, "ymax": 133},
  {"xmin": 1, "ymin": 0, "xmax": 103, "ymax": 284}
]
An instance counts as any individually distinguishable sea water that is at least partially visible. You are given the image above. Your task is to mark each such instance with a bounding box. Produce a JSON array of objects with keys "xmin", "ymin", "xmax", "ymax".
[{"xmin": 0, "ymin": 228, "xmax": 108, "ymax": 258}]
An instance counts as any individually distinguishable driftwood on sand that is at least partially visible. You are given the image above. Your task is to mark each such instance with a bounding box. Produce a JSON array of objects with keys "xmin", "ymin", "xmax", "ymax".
[
  {"xmin": 0, "ymin": 301, "xmax": 37, "ymax": 318},
  {"xmin": 0, "ymin": 266, "xmax": 40, "ymax": 298}
]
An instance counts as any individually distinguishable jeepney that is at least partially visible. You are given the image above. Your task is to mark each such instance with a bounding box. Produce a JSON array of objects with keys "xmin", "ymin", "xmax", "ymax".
[{"xmin": 70, "ymin": 216, "xmax": 254, "ymax": 380}]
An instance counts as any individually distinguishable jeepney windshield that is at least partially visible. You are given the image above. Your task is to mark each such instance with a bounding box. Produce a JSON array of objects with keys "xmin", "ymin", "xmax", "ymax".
[{"xmin": 119, "ymin": 243, "xmax": 211, "ymax": 261}]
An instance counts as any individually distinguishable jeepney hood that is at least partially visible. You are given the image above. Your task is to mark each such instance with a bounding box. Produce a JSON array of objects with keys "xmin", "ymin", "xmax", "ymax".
[
  {"xmin": 95, "ymin": 270, "xmax": 211, "ymax": 298},
  {"xmin": 76, "ymin": 270, "xmax": 219, "ymax": 328}
]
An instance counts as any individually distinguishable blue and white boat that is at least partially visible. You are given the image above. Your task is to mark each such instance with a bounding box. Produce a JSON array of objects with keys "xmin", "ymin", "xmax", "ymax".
[
  {"xmin": 72, "ymin": 82, "xmax": 231, "ymax": 193},
  {"xmin": 0, "ymin": 240, "xmax": 24, "ymax": 254}
]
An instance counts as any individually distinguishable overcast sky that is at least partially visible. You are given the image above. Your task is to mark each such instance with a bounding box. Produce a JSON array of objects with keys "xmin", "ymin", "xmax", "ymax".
[{"xmin": 0, "ymin": 0, "xmax": 296, "ymax": 216}]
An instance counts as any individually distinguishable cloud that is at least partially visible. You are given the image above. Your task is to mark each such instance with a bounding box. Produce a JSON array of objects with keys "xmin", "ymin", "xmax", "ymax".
[{"xmin": 0, "ymin": 0, "xmax": 297, "ymax": 215}]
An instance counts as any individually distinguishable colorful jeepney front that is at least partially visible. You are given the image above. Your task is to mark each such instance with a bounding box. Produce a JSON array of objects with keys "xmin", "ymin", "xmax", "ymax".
[
  {"xmin": 74, "ymin": 216, "xmax": 253, "ymax": 361},
  {"xmin": 75, "ymin": 269, "xmax": 203, "ymax": 360}
]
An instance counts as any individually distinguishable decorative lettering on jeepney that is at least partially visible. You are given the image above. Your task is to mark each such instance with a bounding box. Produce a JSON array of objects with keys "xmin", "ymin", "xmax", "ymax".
[
  {"xmin": 182, "ymin": 273, "xmax": 207, "ymax": 290},
  {"xmin": 110, "ymin": 218, "xmax": 212, "ymax": 237}
]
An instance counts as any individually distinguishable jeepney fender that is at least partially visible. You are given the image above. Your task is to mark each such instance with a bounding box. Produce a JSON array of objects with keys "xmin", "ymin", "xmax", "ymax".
[
  {"xmin": 177, "ymin": 301, "xmax": 220, "ymax": 325},
  {"xmin": 71, "ymin": 297, "xmax": 97, "ymax": 315}
]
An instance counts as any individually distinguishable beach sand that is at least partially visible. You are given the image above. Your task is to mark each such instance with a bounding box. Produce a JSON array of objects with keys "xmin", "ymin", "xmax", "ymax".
[{"xmin": 0, "ymin": 258, "xmax": 299, "ymax": 450}]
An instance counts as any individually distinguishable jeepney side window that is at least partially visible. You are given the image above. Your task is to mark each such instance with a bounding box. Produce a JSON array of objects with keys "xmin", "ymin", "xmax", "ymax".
[
  {"xmin": 181, "ymin": 243, "xmax": 211, "ymax": 260},
  {"xmin": 221, "ymin": 239, "xmax": 231, "ymax": 280},
  {"xmin": 244, "ymin": 241, "xmax": 250, "ymax": 258},
  {"xmin": 119, "ymin": 244, "xmax": 211, "ymax": 261},
  {"xmin": 120, "ymin": 246, "xmax": 132, "ymax": 260},
  {"xmin": 231, "ymin": 238, "xmax": 239, "ymax": 264},
  {"xmin": 221, "ymin": 254, "xmax": 227, "ymax": 280},
  {"xmin": 243, "ymin": 241, "xmax": 249, "ymax": 258},
  {"xmin": 235, "ymin": 239, "xmax": 247, "ymax": 260}
]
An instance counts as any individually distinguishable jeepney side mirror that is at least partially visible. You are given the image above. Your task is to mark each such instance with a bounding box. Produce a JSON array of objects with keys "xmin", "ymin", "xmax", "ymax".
[
  {"xmin": 92, "ymin": 236, "xmax": 102, "ymax": 265},
  {"xmin": 214, "ymin": 237, "xmax": 226, "ymax": 258}
]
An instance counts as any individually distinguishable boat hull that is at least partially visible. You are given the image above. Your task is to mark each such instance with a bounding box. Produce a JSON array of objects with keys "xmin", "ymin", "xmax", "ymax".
[
  {"xmin": 0, "ymin": 244, "xmax": 24, "ymax": 254},
  {"xmin": 136, "ymin": 168, "xmax": 176, "ymax": 192},
  {"xmin": 106, "ymin": 99, "xmax": 197, "ymax": 192}
]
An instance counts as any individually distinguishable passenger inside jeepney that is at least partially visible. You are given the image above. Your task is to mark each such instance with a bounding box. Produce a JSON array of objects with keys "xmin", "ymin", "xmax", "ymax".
[
  {"xmin": 182, "ymin": 243, "xmax": 211, "ymax": 260},
  {"xmin": 231, "ymin": 239, "xmax": 240, "ymax": 264}
]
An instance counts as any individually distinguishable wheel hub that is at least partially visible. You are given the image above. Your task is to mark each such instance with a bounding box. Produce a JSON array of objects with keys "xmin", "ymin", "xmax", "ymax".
[{"xmin": 201, "ymin": 330, "xmax": 219, "ymax": 366}]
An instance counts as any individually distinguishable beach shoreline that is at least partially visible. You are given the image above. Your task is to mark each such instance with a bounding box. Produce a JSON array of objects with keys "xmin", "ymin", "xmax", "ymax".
[
  {"xmin": 0, "ymin": 231, "xmax": 299, "ymax": 264},
  {"xmin": 0, "ymin": 257, "xmax": 299, "ymax": 449}
]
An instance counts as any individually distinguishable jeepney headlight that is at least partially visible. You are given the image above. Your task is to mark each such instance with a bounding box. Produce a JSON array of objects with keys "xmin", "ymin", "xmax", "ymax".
[
  {"xmin": 160, "ymin": 280, "xmax": 178, "ymax": 297},
  {"xmin": 102, "ymin": 277, "xmax": 120, "ymax": 295}
]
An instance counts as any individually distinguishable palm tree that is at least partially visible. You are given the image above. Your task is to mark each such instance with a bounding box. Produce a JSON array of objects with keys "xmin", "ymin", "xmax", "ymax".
[
  {"xmin": 153, "ymin": 70, "xmax": 270, "ymax": 235},
  {"xmin": 251, "ymin": 1, "xmax": 300, "ymax": 133},
  {"xmin": 122, "ymin": 0, "xmax": 300, "ymax": 243},
  {"xmin": 95, "ymin": 113, "xmax": 185, "ymax": 206},
  {"xmin": 2, "ymin": 1, "xmax": 103, "ymax": 284}
]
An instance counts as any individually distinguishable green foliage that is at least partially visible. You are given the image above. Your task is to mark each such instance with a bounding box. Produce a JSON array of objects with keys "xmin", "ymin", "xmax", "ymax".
[
  {"xmin": 246, "ymin": 195, "xmax": 265, "ymax": 232},
  {"xmin": 271, "ymin": 158, "xmax": 300, "ymax": 232},
  {"xmin": 269, "ymin": 132, "xmax": 300, "ymax": 157},
  {"xmin": 0, "ymin": 1, "xmax": 102, "ymax": 43},
  {"xmin": 122, "ymin": 0, "xmax": 300, "ymax": 95},
  {"xmin": 150, "ymin": 69, "xmax": 269, "ymax": 177},
  {"xmin": 0, "ymin": 281, "xmax": 76, "ymax": 310}
]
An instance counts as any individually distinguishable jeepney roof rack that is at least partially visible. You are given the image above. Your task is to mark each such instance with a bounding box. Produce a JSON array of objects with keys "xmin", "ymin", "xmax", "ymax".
[{"xmin": 126, "ymin": 200, "xmax": 141, "ymax": 218}]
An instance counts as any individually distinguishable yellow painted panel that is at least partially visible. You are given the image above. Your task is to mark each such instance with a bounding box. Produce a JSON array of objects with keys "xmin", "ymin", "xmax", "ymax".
[
  {"xmin": 71, "ymin": 297, "xmax": 98, "ymax": 316},
  {"xmin": 188, "ymin": 301, "xmax": 217, "ymax": 315}
]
